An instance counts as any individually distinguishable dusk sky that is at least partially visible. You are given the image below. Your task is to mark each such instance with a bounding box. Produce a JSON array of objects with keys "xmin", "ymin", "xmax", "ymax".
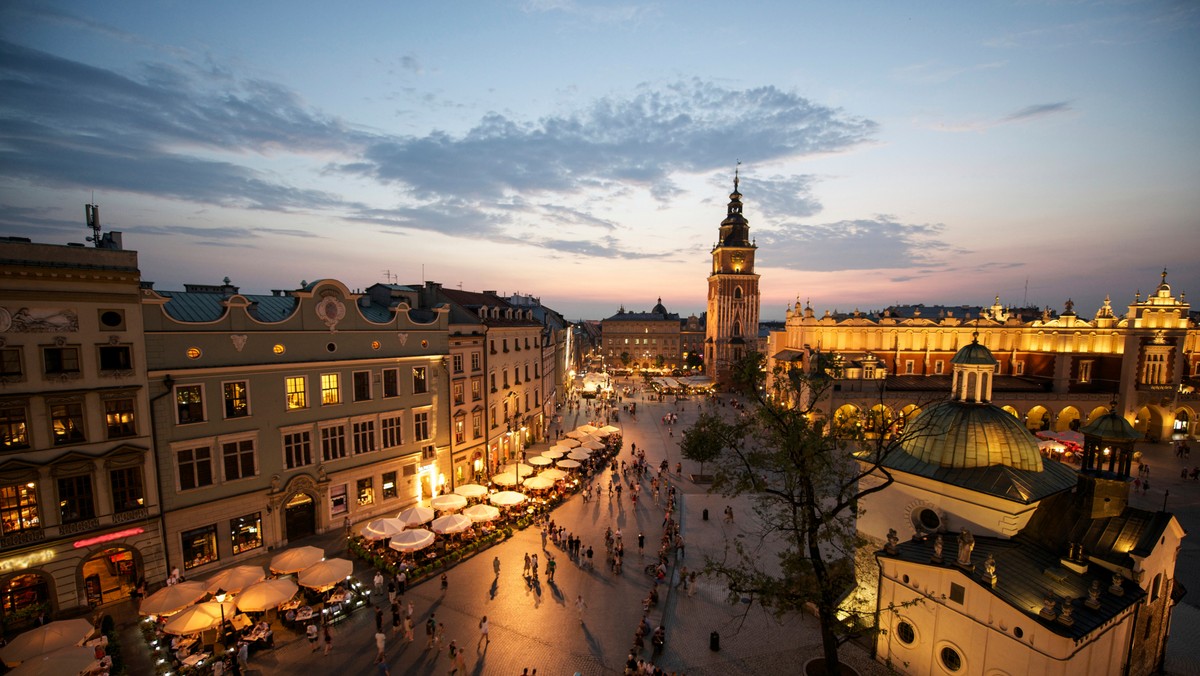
[{"xmin": 1, "ymin": 1, "xmax": 1197, "ymax": 321}]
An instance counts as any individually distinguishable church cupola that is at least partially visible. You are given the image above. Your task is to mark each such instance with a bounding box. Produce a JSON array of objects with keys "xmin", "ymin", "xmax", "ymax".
[
  {"xmin": 717, "ymin": 170, "xmax": 752, "ymax": 247},
  {"xmin": 950, "ymin": 334, "xmax": 997, "ymax": 404}
]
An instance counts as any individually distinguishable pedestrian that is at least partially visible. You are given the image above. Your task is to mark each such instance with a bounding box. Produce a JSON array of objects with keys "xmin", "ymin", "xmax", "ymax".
[
  {"xmin": 407, "ymin": 600, "xmax": 414, "ymax": 620},
  {"xmin": 306, "ymin": 622, "xmax": 319, "ymax": 651},
  {"xmin": 391, "ymin": 601, "xmax": 402, "ymax": 635},
  {"xmin": 387, "ymin": 581, "xmax": 397, "ymax": 605},
  {"xmin": 447, "ymin": 641, "xmax": 461, "ymax": 675},
  {"xmin": 403, "ymin": 616, "xmax": 414, "ymax": 643},
  {"xmin": 637, "ymin": 532, "xmax": 645, "ymax": 556},
  {"xmin": 425, "ymin": 614, "xmax": 437, "ymax": 649},
  {"xmin": 434, "ymin": 623, "xmax": 445, "ymax": 653},
  {"xmin": 373, "ymin": 571, "xmax": 385, "ymax": 596},
  {"xmin": 724, "ymin": 505, "xmax": 734, "ymax": 523},
  {"xmin": 440, "ymin": 573, "xmax": 448, "ymax": 594},
  {"xmin": 375, "ymin": 630, "xmax": 387, "ymax": 660},
  {"xmin": 478, "ymin": 615, "xmax": 490, "ymax": 648},
  {"xmin": 575, "ymin": 595, "xmax": 587, "ymax": 623},
  {"xmin": 547, "ymin": 555, "xmax": 556, "ymax": 581},
  {"xmin": 586, "ymin": 545, "xmax": 594, "ymax": 568},
  {"xmin": 397, "ymin": 570, "xmax": 407, "ymax": 594},
  {"xmin": 1143, "ymin": 479, "xmax": 1150, "ymax": 495},
  {"xmin": 493, "ymin": 556, "xmax": 501, "ymax": 577},
  {"xmin": 523, "ymin": 552, "xmax": 531, "ymax": 577},
  {"xmin": 375, "ymin": 655, "xmax": 391, "ymax": 676},
  {"xmin": 239, "ymin": 639, "xmax": 250, "ymax": 667},
  {"xmin": 376, "ymin": 606, "xmax": 384, "ymax": 633},
  {"xmin": 322, "ymin": 625, "xmax": 332, "ymax": 656}
]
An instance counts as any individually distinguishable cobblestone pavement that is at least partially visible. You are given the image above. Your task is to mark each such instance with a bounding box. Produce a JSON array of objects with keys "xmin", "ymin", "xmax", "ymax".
[{"xmin": 115, "ymin": 386, "xmax": 1200, "ymax": 674}]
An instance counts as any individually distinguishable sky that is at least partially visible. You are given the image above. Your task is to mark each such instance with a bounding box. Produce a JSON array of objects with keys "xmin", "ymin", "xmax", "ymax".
[{"xmin": 1, "ymin": 1, "xmax": 1197, "ymax": 321}]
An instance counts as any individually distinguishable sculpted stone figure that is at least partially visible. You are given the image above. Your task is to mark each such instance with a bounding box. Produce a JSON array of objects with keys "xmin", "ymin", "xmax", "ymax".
[{"xmin": 956, "ymin": 528, "xmax": 974, "ymax": 567}]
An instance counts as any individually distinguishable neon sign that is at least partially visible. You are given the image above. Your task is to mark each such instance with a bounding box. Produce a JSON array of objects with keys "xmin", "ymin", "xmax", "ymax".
[
  {"xmin": 0, "ymin": 549, "xmax": 55, "ymax": 573},
  {"xmin": 73, "ymin": 527, "xmax": 144, "ymax": 549}
]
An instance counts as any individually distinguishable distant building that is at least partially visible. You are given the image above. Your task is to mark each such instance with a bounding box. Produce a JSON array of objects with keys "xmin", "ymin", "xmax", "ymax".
[
  {"xmin": 600, "ymin": 300, "xmax": 682, "ymax": 371},
  {"xmin": 0, "ymin": 238, "xmax": 166, "ymax": 623},
  {"xmin": 705, "ymin": 173, "xmax": 761, "ymax": 387}
]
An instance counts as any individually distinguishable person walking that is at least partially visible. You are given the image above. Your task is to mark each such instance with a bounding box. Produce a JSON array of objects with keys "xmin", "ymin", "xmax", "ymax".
[
  {"xmin": 523, "ymin": 552, "xmax": 531, "ymax": 577},
  {"xmin": 493, "ymin": 556, "xmax": 501, "ymax": 578},
  {"xmin": 403, "ymin": 616, "xmax": 415, "ymax": 643},
  {"xmin": 375, "ymin": 630, "xmax": 387, "ymax": 661},
  {"xmin": 546, "ymin": 555, "xmax": 557, "ymax": 581},
  {"xmin": 375, "ymin": 606, "xmax": 384, "ymax": 633},
  {"xmin": 397, "ymin": 570, "xmax": 407, "ymax": 595},
  {"xmin": 478, "ymin": 615, "xmax": 490, "ymax": 648},
  {"xmin": 373, "ymin": 571, "xmax": 385, "ymax": 596},
  {"xmin": 575, "ymin": 595, "xmax": 587, "ymax": 623},
  {"xmin": 322, "ymin": 625, "xmax": 332, "ymax": 656},
  {"xmin": 440, "ymin": 573, "xmax": 449, "ymax": 594},
  {"xmin": 306, "ymin": 622, "xmax": 319, "ymax": 652},
  {"xmin": 374, "ymin": 655, "xmax": 390, "ymax": 676},
  {"xmin": 637, "ymin": 532, "xmax": 645, "ymax": 556},
  {"xmin": 425, "ymin": 614, "xmax": 437, "ymax": 649},
  {"xmin": 391, "ymin": 600, "xmax": 402, "ymax": 635}
]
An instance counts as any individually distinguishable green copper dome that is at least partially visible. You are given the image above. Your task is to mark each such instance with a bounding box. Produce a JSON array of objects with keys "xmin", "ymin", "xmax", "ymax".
[
  {"xmin": 899, "ymin": 401, "xmax": 1044, "ymax": 471},
  {"xmin": 950, "ymin": 339, "xmax": 998, "ymax": 366},
  {"xmin": 1080, "ymin": 411, "xmax": 1141, "ymax": 441}
]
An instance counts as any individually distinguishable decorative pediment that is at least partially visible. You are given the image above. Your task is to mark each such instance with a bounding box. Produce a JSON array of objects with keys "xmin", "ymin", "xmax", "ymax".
[
  {"xmin": 49, "ymin": 452, "xmax": 98, "ymax": 477},
  {"xmin": 0, "ymin": 460, "xmax": 41, "ymax": 483},
  {"xmin": 103, "ymin": 446, "xmax": 148, "ymax": 469}
]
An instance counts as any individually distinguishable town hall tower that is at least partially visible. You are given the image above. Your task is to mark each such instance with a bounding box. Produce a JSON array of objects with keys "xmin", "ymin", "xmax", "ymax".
[{"xmin": 705, "ymin": 171, "xmax": 761, "ymax": 387}]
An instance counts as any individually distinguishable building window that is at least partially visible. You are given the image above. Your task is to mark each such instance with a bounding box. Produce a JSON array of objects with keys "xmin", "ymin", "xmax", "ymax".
[
  {"xmin": 177, "ymin": 446, "xmax": 214, "ymax": 491},
  {"xmin": 414, "ymin": 411, "xmax": 430, "ymax": 442},
  {"xmin": 904, "ymin": 360, "xmax": 915, "ymax": 375},
  {"xmin": 472, "ymin": 379, "xmax": 481, "ymax": 401},
  {"xmin": 1078, "ymin": 360, "xmax": 1093, "ymax": 384},
  {"xmin": 221, "ymin": 438, "xmax": 256, "ymax": 482},
  {"xmin": 454, "ymin": 418, "xmax": 465, "ymax": 444},
  {"xmin": 57, "ymin": 474, "xmax": 95, "ymax": 523},
  {"xmin": 380, "ymin": 415, "xmax": 404, "ymax": 449},
  {"xmin": 43, "ymin": 346, "xmax": 80, "ymax": 375},
  {"xmin": 949, "ymin": 582, "xmax": 965, "ymax": 604},
  {"xmin": 285, "ymin": 376, "xmax": 307, "ymax": 410},
  {"xmin": 223, "ymin": 381, "xmax": 249, "ymax": 418},
  {"xmin": 321, "ymin": 374, "xmax": 341, "ymax": 405},
  {"xmin": 357, "ymin": 478, "xmax": 374, "ymax": 506},
  {"xmin": 321, "ymin": 424, "xmax": 347, "ymax": 461},
  {"xmin": 896, "ymin": 621, "xmax": 915, "ymax": 645},
  {"xmin": 330, "ymin": 484, "xmax": 347, "ymax": 515},
  {"xmin": 452, "ymin": 354, "xmax": 463, "ymax": 373},
  {"xmin": 176, "ymin": 384, "xmax": 205, "ymax": 424},
  {"xmin": 97, "ymin": 345, "xmax": 132, "ymax": 372},
  {"xmin": 353, "ymin": 371, "xmax": 371, "ymax": 402},
  {"xmin": 109, "ymin": 467, "xmax": 144, "ymax": 513},
  {"xmin": 231, "ymin": 513, "xmax": 262, "ymax": 554},
  {"xmin": 472, "ymin": 412, "xmax": 482, "ymax": 439},
  {"xmin": 0, "ymin": 348, "xmax": 22, "ymax": 379},
  {"xmin": 490, "ymin": 405, "xmax": 497, "ymax": 428},
  {"xmin": 50, "ymin": 402, "xmax": 86, "ymax": 445},
  {"xmin": 1014, "ymin": 361, "xmax": 1025, "ymax": 375},
  {"xmin": 353, "ymin": 419, "xmax": 376, "ymax": 454},
  {"xmin": 421, "ymin": 445, "xmax": 436, "ymax": 461},
  {"xmin": 934, "ymin": 361, "xmax": 944, "ymax": 375},
  {"xmin": 1142, "ymin": 352, "xmax": 1167, "ymax": 385},
  {"xmin": 490, "ymin": 372, "xmax": 497, "ymax": 391},
  {"xmin": 283, "ymin": 430, "xmax": 313, "ymax": 469},
  {"xmin": 412, "ymin": 367, "xmax": 428, "ymax": 395},
  {"xmin": 471, "ymin": 352, "xmax": 481, "ymax": 371},
  {"xmin": 0, "ymin": 483, "xmax": 40, "ymax": 534},
  {"xmin": 2, "ymin": 574, "xmax": 49, "ymax": 622},
  {"xmin": 381, "ymin": 471, "xmax": 398, "ymax": 500},
  {"xmin": 181, "ymin": 524, "xmax": 218, "ymax": 570},
  {"xmin": 0, "ymin": 406, "xmax": 30, "ymax": 451},
  {"xmin": 104, "ymin": 398, "xmax": 136, "ymax": 438},
  {"xmin": 453, "ymin": 382, "xmax": 464, "ymax": 406},
  {"xmin": 382, "ymin": 369, "xmax": 399, "ymax": 398},
  {"xmin": 940, "ymin": 646, "xmax": 962, "ymax": 672}
]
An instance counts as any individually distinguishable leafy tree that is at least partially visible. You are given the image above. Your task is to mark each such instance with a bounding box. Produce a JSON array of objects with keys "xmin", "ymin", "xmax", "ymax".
[
  {"xmin": 685, "ymin": 351, "xmax": 704, "ymax": 371},
  {"xmin": 654, "ymin": 354, "xmax": 666, "ymax": 369},
  {"xmin": 683, "ymin": 352, "xmax": 932, "ymax": 676},
  {"xmin": 620, "ymin": 351, "xmax": 632, "ymax": 368}
]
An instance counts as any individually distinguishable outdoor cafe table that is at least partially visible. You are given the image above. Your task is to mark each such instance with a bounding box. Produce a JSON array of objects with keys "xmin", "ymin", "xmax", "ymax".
[{"xmin": 181, "ymin": 651, "xmax": 210, "ymax": 667}]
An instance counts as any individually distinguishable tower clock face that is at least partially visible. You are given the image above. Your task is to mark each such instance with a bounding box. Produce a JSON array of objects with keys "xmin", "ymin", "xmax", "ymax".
[{"xmin": 731, "ymin": 252, "xmax": 745, "ymax": 270}]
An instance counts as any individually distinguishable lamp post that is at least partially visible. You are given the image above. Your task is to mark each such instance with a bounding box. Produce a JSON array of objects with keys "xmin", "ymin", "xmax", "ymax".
[{"xmin": 213, "ymin": 588, "xmax": 228, "ymax": 654}]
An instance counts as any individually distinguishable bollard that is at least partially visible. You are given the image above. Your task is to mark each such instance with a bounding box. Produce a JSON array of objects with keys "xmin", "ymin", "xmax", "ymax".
[
  {"xmin": 703, "ymin": 508, "xmax": 709, "ymax": 521},
  {"xmin": 710, "ymin": 631, "xmax": 720, "ymax": 651}
]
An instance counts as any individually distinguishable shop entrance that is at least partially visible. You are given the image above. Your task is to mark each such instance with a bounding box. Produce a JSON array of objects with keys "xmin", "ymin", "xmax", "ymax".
[
  {"xmin": 1, "ymin": 572, "xmax": 51, "ymax": 630},
  {"xmin": 284, "ymin": 493, "xmax": 316, "ymax": 541},
  {"xmin": 81, "ymin": 547, "xmax": 138, "ymax": 606}
]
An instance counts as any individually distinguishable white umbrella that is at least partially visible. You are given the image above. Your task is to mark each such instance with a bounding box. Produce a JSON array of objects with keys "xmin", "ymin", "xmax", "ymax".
[
  {"xmin": 297, "ymin": 558, "xmax": 353, "ymax": 591},
  {"xmin": 557, "ymin": 459, "xmax": 581, "ymax": 469},
  {"xmin": 568, "ymin": 449, "xmax": 591, "ymax": 460},
  {"xmin": 396, "ymin": 505, "xmax": 436, "ymax": 526},
  {"xmin": 431, "ymin": 513, "xmax": 473, "ymax": 534},
  {"xmin": 453, "ymin": 484, "xmax": 489, "ymax": 498},
  {"xmin": 139, "ymin": 581, "xmax": 208, "ymax": 616},
  {"xmin": 430, "ymin": 493, "xmax": 468, "ymax": 511},
  {"xmin": 565, "ymin": 430, "xmax": 589, "ymax": 440},
  {"xmin": 362, "ymin": 517, "xmax": 408, "ymax": 541},
  {"xmin": 599, "ymin": 425, "xmax": 620, "ymax": 435},
  {"xmin": 492, "ymin": 471, "xmax": 521, "ymax": 486},
  {"xmin": 204, "ymin": 565, "xmax": 265, "ymax": 594},
  {"xmin": 162, "ymin": 600, "xmax": 237, "ymax": 635},
  {"xmin": 389, "ymin": 529, "xmax": 435, "ymax": 552},
  {"xmin": 0, "ymin": 620, "xmax": 94, "ymax": 667},
  {"xmin": 541, "ymin": 449, "xmax": 565, "ymax": 459},
  {"xmin": 500, "ymin": 463, "xmax": 535, "ymax": 477},
  {"xmin": 489, "ymin": 491, "xmax": 527, "ymax": 507},
  {"xmin": 236, "ymin": 578, "xmax": 299, "ymax": 613},
  {"xmin": 462, "ymin": 504, "xmax": 501, "ymax": 523},
  {"xmin": 522, "ymin": 475, "xmax": 555, "ymax": 490},
  {"xmin": 540, "ymin": 468, "xmax": 568, "ymax": 481},
  {"xmin": 528, "ymin": 455, "xmax": 553, "ymax": 466},
  {"xmin": 558, "ymin": 438, "xmax": 581, "ymax": 448},
  {"xmin": 7, "ymin": 646, "xmax": 96, "ymax": 676},
  {"xmin": 581, "ymin": 440, "xmax": 605, "ymax": 451},
  {"xmin": 270, "ymin": 546, "xmax": 325, "ymax": 574},
  {"xmin": 578, "ymin": 424, "xmax": 599, "ymax": 434}
]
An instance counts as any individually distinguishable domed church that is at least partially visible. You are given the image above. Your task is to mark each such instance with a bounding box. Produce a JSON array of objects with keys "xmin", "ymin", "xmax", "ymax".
[{"xmin": 857, "ymin": 338, "xmax": 1183, "ymax": 675}]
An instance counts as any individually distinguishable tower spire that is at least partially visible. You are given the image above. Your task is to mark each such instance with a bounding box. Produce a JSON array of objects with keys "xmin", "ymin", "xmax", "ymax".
[{"xmin": 734, "ymin": 159, "xmax": 741, "ymax": 193}]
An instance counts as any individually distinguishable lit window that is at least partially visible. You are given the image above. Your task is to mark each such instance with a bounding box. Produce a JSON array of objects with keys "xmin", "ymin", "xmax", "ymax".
[
  {"xmin": 231, "ymin": 513, "xmax": 263, "ymax": 554},
  {"xmin": 223, "ymin": 381, "xmax": 249, "ymax": 418},
  {"xmin": 1, "ymin": 405, "xmax": 30, "ymax": 450},
  {"xmin": 187, "ymin": 347, "xmax": 202, "ymax": 359},
  {"xmin": 412, "ymin": 367, "xmax": 428, "ymax": 394},
  {"xmin": 51, "ymin": 402, "xmax": 86, "ymax": 444},
  {"xmin": 321, "ymin": 373, "xmax": 341, "ymax": 405},
  {"xmin": 285, "ymin": 376, "xmax": 307, "ymax": 410},
  {"xmin": 382, "ymin": 471, "xmax": 398, "ymax": 500},
  {"xmin": 0, "ymin": 483, "xmax": 40, "ymax": 533},
  {"xmin": 104, "ymin": 398, "xmax": 136, "ymax": 438}
]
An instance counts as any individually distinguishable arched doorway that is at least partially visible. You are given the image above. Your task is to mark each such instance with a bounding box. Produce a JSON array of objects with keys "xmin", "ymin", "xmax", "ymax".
[
  {"xmin": 1, "ymin": 571, "xmax": 53, "ymax": 631},
  {"xmin": 1135, "ymin": 406, "xmax": 1167, "ymax": 442},
  {"xmin": 1001, "ymin": 406, "xmax": 1019, "ymax": 419},
  {"xmin": 1056, "ymin": 406, "xmax": 1081, "ymax": 432},
  {"xmin": 1174, "ymin": 409, "xmax": 1193, "ymax": 439},
  {"xmin": 80, "ymin": 546, "xmax": 140, "ymax": 607},
  {"xmin": 1087, "ymin": 406, "xmax": 1110, "ymax": 425},
  {"xmin": 284, "ymin": 492, "xmax": 316, "ymax": 541},
  {"xmin": 1026, "ymin": 406, "xmax": 1051, "ymax": 432}
]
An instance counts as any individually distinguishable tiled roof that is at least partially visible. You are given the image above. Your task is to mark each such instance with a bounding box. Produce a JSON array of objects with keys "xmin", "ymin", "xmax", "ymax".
[
  {"xmin": 159, "ymin": 291, "xmax": 300, "ymax": 323},
  {"xmin": 882, "ymin": 447, "xmax": 1077, "ymax": 504},
  {"xmin": 1019, "ymin": 488, "xmax": 1175, "ymax": 568}
]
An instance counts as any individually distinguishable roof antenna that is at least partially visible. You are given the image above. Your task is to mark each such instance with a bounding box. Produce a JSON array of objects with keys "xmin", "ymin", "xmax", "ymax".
[{"xmin": 85, "ymin": 192, "xmax": 102, "ymax": 247}]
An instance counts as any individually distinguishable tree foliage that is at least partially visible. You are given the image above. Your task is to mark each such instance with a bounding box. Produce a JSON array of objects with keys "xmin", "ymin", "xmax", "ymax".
[{"xmin": 686, "ymin": 352, "xmax": 932, "ymax": 676}]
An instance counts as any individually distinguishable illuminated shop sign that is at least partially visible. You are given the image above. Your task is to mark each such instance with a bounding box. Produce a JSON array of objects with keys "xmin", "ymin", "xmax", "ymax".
[
  {"xmin": 0, "ymin": 549, "xmax": 55, "ymax": 573},
  {"xmin": 73, "ymin": 527, "xmax": 145, "ymax": 549}
]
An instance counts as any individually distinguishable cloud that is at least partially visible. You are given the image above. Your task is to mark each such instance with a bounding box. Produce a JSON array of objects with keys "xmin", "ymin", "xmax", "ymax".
[
  {"xmin": 755, "ymin": 217, "xmax": 964, "ymax": 272},
  {"xmin": 929, "ymin": 101, "xmax": 1073, "ymax": 132},
  {"xmin": 892, "ymin": 60, "xmax": 1007, "ymax": 85},
  {"xmin": 736, "ymin": 174, "xmax": 823, "ymax": 222}
]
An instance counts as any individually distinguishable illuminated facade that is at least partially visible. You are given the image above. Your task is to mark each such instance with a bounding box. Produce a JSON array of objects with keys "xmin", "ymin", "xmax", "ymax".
[
  {"xmin": 142, "ymin": 279, "xmax": 450, "ymax": 576},
  {"xmin": 0, "ymin": 238, "xmax": 166, "ymax": 624},
  {"xmin": 768, "ymin": 271, "xmax": 1197, "ymax": 441},
  {"xmin": 600, "ymin": 300, "xmax": 684, "ymax": 371},
  {"xmin": 705, "ymin": 173, "xmax": 761, "ymax": 387}
]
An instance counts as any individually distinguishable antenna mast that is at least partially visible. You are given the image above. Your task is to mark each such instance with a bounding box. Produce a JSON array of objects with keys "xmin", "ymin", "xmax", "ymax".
[{"xmin": 85, "ymin": 196, "xmax": 102, "ymax": 248}]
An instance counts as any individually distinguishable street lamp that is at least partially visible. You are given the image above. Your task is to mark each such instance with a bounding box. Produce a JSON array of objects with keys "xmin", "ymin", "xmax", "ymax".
[{"xmin": 213, "ymin": 588, "xmax": 228, "ymax": 654}]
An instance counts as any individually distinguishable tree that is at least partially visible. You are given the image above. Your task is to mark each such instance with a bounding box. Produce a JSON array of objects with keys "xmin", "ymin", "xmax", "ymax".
[
  {"xmin": 620, "ymin": 351, "xmax": 632, "ymax": 368},
  {"xmin": 681, "ymin": 352, "xmax": 932, "ymax": 676},
  {"xmin": 685, "ymin": 351, "xmax": 703, "ymax": 371}
]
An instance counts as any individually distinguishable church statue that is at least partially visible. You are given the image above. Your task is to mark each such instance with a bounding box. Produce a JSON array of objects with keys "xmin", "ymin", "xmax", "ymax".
[
  {"xmin": 885, "ymin": 528, "xmax": 899, "ymax": 555},
  {"xmin": 1058, "ymin": 597, "xmax": 1075, "ymax": 626},
  {"xmin": 956, "ymin": 528, "xmax": 975, "ymax": 567},
  {"xmin": 1039, "ymin": 594, "xmax": 1058, "ymax": 620},
  {"xmin": 931, "ymin": 535, "xmax": 944, "ymax": 563},
  {"xmin": 317, "ymin": 464, "xmax": 328, "ymax": 482},
  {"xmin": 1085, "ymin": 579, "xmax": 1103, "ymax": 609},
  {"xmin": 1110, "ymin": 571, "xmax": 1125, "ymax": 596},
  {"xmin": 982, "ymin": 552, "xmax": 997, "ymax": 584},
  {"xmin": 270, "ymin": 474, "xmax": 281, "ymax": 493}
]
